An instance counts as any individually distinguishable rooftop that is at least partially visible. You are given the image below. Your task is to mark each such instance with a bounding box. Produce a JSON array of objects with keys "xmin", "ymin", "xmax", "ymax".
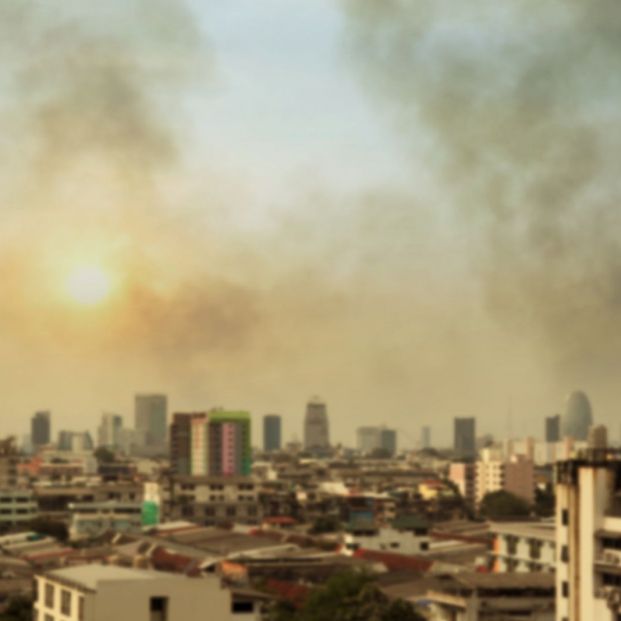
[{"xmin": 45, "ymin": 565, "xmax": 185, "ymax": 591}]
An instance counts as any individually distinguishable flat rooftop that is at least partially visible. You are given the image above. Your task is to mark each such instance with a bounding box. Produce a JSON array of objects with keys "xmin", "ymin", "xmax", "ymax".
[{"xmin": 45, "ymin": 565, "xmax": 185, "ymax": 591}]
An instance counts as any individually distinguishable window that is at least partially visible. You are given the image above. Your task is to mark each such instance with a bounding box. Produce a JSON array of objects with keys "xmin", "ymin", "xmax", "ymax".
[
  {"xmin": 45, "ymin": 583, "xmax": 54, "ymax": 608},
  {"xmin": 78, "ymin": 595, "xmax": 85, "ymax": 621},
  {"xmin": 150, "ymin": 597, "xmax": 168, "ymax": 621},
  {"xmin": 562, "ymin": 509, "xmax": 569, "ymax": 526},
  {"xmin": 61, "ymin": 589, "xmax": 71, "ymax": 615},
  {"xmin": 420, "ymin": 542, "xmax": 429, "ymax": 551},
  {"xmin": 562, "ymin": 581, "xmax": 569, "ymax": 598},
  {"xmin": 232, "ymin": 601, "xmax": 255, "ymax": 613},
  {"xmin": 561, "ymin": 545, "xmax": 569, "ymax": 563},
  {"xmin": 226, "ymin": 506, "xmax": 236, "ymax": 518}
]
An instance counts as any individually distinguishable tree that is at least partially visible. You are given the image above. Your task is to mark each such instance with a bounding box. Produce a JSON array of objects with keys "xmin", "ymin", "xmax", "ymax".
[
  {"xmin": 479, "ymin": 490, "xmax": 531, "ymax": 519},
  {"xmin": 94, "ymin": 446, "xmax": 116, "ymax": 464},
  {"xmin": 0, "ymin": 596, "xmax": 33, "ymax": 621},
  {"xmin": 534, "ymin": 486, "xmax": 555, "ymax": 518},
  {"xmin": 269, "ymin": 571, "xmax": 425, "ymax": 621}
]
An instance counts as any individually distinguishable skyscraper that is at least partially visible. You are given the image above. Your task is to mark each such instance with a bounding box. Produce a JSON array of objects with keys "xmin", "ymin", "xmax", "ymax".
[
  {"xmin": 562, "ymin": 390, "xmax": 593, "ymax": 441},
  {"xmin": 421, "ymin": 426, "xmax": 431, "ymax": 449},
  {"xmin": 97, "ymin": 413, "xmax": 123, "ymax": 449},
  {"xmin": 31, "ymin": 411, "xmax": 51, "ymax": 450},
  {"xmin": 380, "ymin": 428, "xmax": 397, "ymax": 456},
  {"xmin": 545, "ymin": 414, "xmax": 561, "ymax": 443},
  {"xmin": 263, "ymin": 415, "xmax": 282, "ymax": 453},
  {"xmin": 134, "ymin": 394, "xmax": 168, "ymax": 454},
  {"xmin": 208, "ymin": 410, "xmax": 251, "ymax": 476},
  {"xmin": 169, "ymin": 412, "xmax": 207, "ymax": 475},
  {"xmin": 304, "ymin": 397, "xmax": 330, "ymax": 451},
  {"xmin": 454, "ymin": 417, "xmax": 476, "ymax": 459}
]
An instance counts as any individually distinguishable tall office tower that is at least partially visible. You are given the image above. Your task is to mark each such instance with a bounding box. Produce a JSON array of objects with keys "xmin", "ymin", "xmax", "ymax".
[
  {"xmin": 263, "ymin": 415, "xmax": 282, "ymax": 453},
  {"xmin": 31, "ymin": 411, "xmax": 51, "ymax": 450},
  {"xmin": 556, "ymin": 452, "xmax": 621, "ymax": 621},
  {"xmin": 454, "ymin": 417, "xmax": 476, "ymax": 459},
  {"xmin": 562, "ymin": 390, "xmax": 593, "ymax": 441},
  {"xmin": 304, "ymin": 398, "xmax": 330, "ymax": 451},
  {"xmin": 134, "ymin": 394, "xmax": 168, "ymax": 453},
  {"xmin": 380, "ymin": 428, "xmax": 397, "ymax": 456},
  {"xmin": 170, "ymin": 413, "xmax": 207, "ymax": 476},
  {"xmin": 421, "ymin": 426, "xmax": 431, "ymax": 450},
  {"xmin": 208, "ymin": 410, "xmax": 251, "ymax": 476},
  {"xmin": 357, "ymin": 427, "xmax": 381, "ymax": 453},
  {"xmin": 97, "ymin": 413, "xmax": 123, "ymax": 449},
  {"xmin": 57, "ymin": 431, "xmax": 94, "ymax": 452},
  {"xmin": 545, "ymin": 414, "xmax": 561, "ymax": 443}
]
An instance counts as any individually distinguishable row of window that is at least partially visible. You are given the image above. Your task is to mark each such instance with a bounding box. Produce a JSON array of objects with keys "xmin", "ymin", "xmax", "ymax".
[{"xmin": 42, "ymin": 583, "xmax": 85, "ymax": 620}]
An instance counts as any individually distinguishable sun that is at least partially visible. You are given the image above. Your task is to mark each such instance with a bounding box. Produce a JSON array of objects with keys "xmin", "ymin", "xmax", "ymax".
[{"xmin": 65, "ymin": 264, "xmax": 113, "ymax": 306}]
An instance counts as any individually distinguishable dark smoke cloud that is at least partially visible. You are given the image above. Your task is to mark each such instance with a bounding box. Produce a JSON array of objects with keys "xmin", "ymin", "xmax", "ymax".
[{"xmin": 343, "ymin": 0, "xmax": 621, "ymax": 381}]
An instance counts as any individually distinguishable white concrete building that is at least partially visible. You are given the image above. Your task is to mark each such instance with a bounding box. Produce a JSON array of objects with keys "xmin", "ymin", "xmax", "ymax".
[
  {"xmin": 35, "ymin": 564, "xmax": 255, "ymax": 621},
  {"xmin": 68, "ymin": 501, "xmax": 143, "ymax": 540},
  {"xmin": 0, "ymin": 489, "xmax": 38, "ymax": 526},
  {"xmin": 556, "ymin": 451, "xmax": 621, "ymax": 621},
  {"xmin": 342, "ymin": 516, "xmax": 430, "ymax": 556},
  {"xmin": 489, "ymin": 522, "xmax": 556, "ymax": 573}
]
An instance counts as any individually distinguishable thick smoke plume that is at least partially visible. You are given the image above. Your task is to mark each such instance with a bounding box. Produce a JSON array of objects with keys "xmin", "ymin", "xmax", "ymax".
[
  {"xmin": 0, "ymin": 1, "xmax": 270, "ymax": 412},
  {"xmin": 344, "ymin": 0, "xmax": 621, "ymax": 382}
]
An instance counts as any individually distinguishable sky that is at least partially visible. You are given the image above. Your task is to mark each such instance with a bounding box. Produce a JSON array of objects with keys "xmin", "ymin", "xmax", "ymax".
[{"xmin": 0, "ymin": 0, "xmax": 618, "ymax": 447}]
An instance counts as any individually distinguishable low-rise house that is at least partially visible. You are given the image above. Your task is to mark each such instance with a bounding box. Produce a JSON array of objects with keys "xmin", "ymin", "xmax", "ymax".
[
  {"xmin": 68, "ymin": 501, "xmax": 143, "ymax": 540},
  {"xmin": 34, "ymin": 564, "xmax": 261, "ymax": 621}
]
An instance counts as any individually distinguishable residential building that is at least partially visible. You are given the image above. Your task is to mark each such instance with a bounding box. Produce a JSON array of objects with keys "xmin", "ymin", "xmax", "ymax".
[
  {"xmin": 263, "ymin": 415, "xmax": 282, "ymax": 453},
  {"xmin": 0, "ymin": 489, "xmax": 38, "ymax": 526},
  {"xmin": 34, "ymin": 565, "xmax": 248, "ymax": 621},
  {"xmin": 304, "ymin": 397, "xmax": 330, "ymax": 451},
  {"xmin": 31, "ymin": 411, "xmax": 51, "ymax": 450},
  {"xmin": 208, "ymin": 410, "xmax": 251, "ymax": 477},
  {"xmin": 134, "ymin": 393, "xmax": 168, "ymax": 454},
  {"xmin": 0, "ymin": 438, "xmax": 18, "ymax": 487},
  {"xmin": 343, "ymin": 515, "xmax": 430, "ymax": 556},
  {"xmin": 170, "ymin": 412, "xmax": 207, "ymax": 476},
  {"xmin": 555, "ymin": 450, "xmax": 621, "ymax": 621},
  {"xmin": 424, "ymin": 573, "xmax": 555, "ymax": 621},
  {"xmin": 454, "ymin": 417, "xmax": 476, "ymax": 460},
  {"xmin": 97, "ymin": 413, "xmax": 123, "ymax": 449},
  {"xmin": 449, "ymin": 462, "xmax": 476, "ymax": 506},
  {"xmin": 489, "ymin": 522, "xmax": 556, "ymax": 573},
  {"xmin": 167, "ymin": 476, "xmax": 261, "ymax": 525},
  {"xmin": 545, "ymin": 415, "xmax": 561, "ymax": 443},
  {"xmin": 68, "ymin": 501, "xmax": 143, "ymax": 540},
  {"xmin": 475, "ymin": 452, "xmax": 534, "ymax": 506}
]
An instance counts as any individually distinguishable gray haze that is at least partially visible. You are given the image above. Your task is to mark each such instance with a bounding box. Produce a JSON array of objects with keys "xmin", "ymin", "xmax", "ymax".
[{"xmin": 344, "ymin": 0, "xmax": 621, "ymax": 395}]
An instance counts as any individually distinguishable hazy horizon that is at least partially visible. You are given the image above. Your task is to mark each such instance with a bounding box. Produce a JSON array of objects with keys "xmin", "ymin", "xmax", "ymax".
[{"xmin": 1, "ymin": 0, "xmax": 619, "ymax": 447}]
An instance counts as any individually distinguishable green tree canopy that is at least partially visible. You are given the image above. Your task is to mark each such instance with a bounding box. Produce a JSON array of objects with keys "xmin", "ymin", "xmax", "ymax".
[
  {"xmin": 269, "ymin": 571, "xmax": 425, "ymax": 621},
  {"xmin": 479, "ymin": 490, "xmax": 531, "ymax": 519}
]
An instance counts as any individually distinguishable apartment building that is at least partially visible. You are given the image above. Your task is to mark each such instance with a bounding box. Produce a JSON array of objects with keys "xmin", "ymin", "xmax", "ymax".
[
  {"xmin": 555, "ymin": 450, "xmax": 621, "ymax": 621},
  {"xmin": 475, "ymin": 451, "xmax": 534, "ymax": 505},
  {"xmin": 166, "ymin": 476, "xmax": 261, "ymax": 525},
  {"xmin": 489, "ymin": 522, "xmax": 556, "ymax": 573}
]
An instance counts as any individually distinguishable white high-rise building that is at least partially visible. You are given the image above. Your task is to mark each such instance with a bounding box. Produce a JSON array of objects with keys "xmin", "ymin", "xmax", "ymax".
[
  {"xmin": 475, "ymin": 451, "xmax": 534, "ymax": 506},
  {"xmin": 556, "ymin": 450, "xmax": 621, "ymax": 620},
  {"xmin": 304, "ymin": 397, "xmax": 330, "ymax": 451}
]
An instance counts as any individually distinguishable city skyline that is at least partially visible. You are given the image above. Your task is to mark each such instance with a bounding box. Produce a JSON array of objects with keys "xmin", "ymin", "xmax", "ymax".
[{"xmin": 1, "ymin": 0, "xmax": 620, "ymax": 447}]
